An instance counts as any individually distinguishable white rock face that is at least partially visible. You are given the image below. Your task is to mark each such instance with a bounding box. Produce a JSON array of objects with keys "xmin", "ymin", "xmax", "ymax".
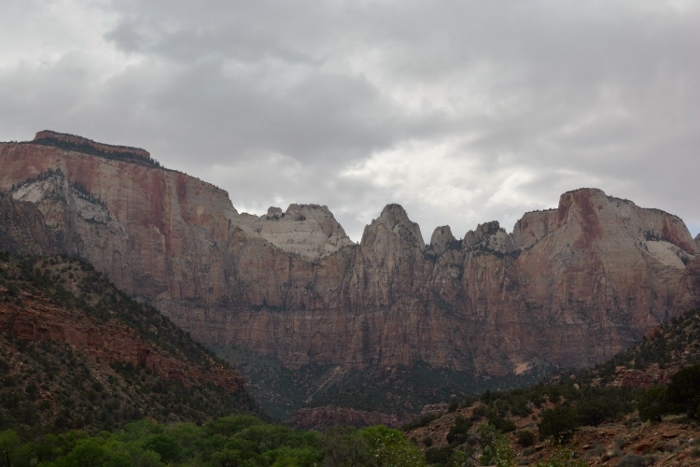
[
  {"xmin": 237, "ymin": 204, "xmax": 355, "ymax": 260},
  {"xmin": 643, "ymin": 241, "xmax": 691, "ymax": 269},
  {"xmin": 12, "ymin": 172, "xmax": 123, "ymax": 232}
]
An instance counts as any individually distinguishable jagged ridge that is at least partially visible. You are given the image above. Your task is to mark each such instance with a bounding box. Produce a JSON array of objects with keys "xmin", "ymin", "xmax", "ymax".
[{"xmin": 0, "ymin": 132, "xmax": 699, "ymax": 419}]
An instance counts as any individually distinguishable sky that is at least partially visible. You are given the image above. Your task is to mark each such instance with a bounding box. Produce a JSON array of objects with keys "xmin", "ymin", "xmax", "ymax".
[{"xmin": 1, "ymin": 0, "xmax": 698, "ymax": 242}]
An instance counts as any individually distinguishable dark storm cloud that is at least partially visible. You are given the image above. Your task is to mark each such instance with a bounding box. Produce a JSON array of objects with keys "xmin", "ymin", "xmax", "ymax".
[{"xmin": 0, "ymin": 0, "xmax": 698, "ymax": 240}]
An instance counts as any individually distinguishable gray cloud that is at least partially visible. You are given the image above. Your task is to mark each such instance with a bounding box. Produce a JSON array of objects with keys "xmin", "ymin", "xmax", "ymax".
[{"xmin": 0, "ymin": 0, "xmax": 698, "ymax": 241}]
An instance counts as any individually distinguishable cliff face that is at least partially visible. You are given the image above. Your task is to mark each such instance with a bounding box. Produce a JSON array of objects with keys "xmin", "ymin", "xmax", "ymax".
[{"xmin": 1, "ymin": 133, "xmax": 698, "ymax": 413}]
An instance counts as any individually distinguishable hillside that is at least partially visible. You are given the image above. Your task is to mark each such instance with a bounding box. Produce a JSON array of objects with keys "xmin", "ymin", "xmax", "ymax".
[
  {"xmin": 0, "ymin": 250, "xmax": 257, "ymax": 436},
  {"xmin": 1, "ymin": 131, "xmax": 699, "ymax": 420},
  {"xmin": 404, "ymin": 307, "xmax": 700, "ymax": 466}
]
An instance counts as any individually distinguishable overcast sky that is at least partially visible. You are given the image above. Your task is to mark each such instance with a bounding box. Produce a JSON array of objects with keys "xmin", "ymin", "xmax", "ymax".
[{"xmin": 1, "ymin": 0, "xmax": 698, "ymax": 242}]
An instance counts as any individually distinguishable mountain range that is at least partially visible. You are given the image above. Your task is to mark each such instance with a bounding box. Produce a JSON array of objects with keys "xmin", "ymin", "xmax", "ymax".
[{"xmin": 1, "ymin": 130, "xmax": 699, "ymax": 419}]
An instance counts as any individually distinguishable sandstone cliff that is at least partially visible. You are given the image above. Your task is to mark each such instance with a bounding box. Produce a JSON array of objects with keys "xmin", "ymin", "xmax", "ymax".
[{"xmin": 1, "ymin": 132, "xmax": 698, "ymax": 415}]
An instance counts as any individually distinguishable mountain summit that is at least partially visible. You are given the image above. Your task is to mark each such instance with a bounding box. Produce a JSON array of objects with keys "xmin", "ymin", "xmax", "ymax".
[{"xmin": 1, "ymin": 132, "xmax": 698, "ymax": 417}]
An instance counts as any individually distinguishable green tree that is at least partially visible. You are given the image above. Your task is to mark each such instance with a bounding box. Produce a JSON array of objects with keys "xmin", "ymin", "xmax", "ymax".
[
  {"xmin": 0, "ymin": 430, "xmax": 19, "ymax": 467},
  {"xmin": 638, "ymin": 386, "xmax": 668, "ymax": 422},
  {"xmin": 359, "ymin": 425, "xmax": 425, "ymax": 467},
  {"xmin": 667, "ymin": 365, "xmax": 700, "ymax": 418},
  {"xmin": 322, "ymin": 426, "xmax": 371, "ymax": 467},
  {"xmin": 538, "ymin": 406, "xmax": 578, "ymax": 442},
  {"xmin": 517, "ymin": 430, "xmax": 535, "ymax": 447},
  {"xmin": 142, "ymin": 434, "xmax": 183, "ymax": 463},
  {"xmin": 204, "ymin": 415, "xmax": 262, "ymax": 437},
  {"xmin": 58, "ymin": 438, "xmax": 107, "ymax": 467},
  {"xmin": 210, "ymin": 448, "xmax": 244, "ymax": 467},
  {"xmin": 479, "ymin": 428, "xmax": 515, "ymax": 467},
  {"xmin": 534, "ymin": 444, "xmax": 586, "ymax": 467}
]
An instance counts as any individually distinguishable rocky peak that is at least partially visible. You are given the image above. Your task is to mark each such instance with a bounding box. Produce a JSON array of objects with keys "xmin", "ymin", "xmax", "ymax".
[
  {"xmin": 266, "ymin": 206, "xmax": 284, "ymax": 218},
  {"xmin": 511, "ymin": 209, "xmax": 559, "ymax": 250},
  {"xmin": 464, "ymin": 220, "xmax": 500, "ymax": 245},
  {"xmin": 430, "ymin": 225, "xmax": 458, "ymax": 256},
  {"xmin": 240, "ymin": 203, "xmax": 355, "ymax": 260},
  {"xmin": 463, "ymin": 220, "xmax": 516, "ymax": 254},
  {"xmin": 2, "ymin": 132, "xmax": 700, "ymax": 419},
  {"xmin": 694, "ymin": 233, "xmax": 700, "ymax": 251},
  {"xmin": 361, "ymin": 204, "xmax": 424, "ymax": 249},
  {"xmin": 555, "ymin": 188, "xmax": 698, "ymax": 254}
]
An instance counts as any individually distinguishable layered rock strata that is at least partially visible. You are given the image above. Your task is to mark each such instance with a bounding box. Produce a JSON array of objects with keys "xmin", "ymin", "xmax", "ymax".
[{"xmin": 0, "ymin": 132, "xmax": 698, "ymax": 386}]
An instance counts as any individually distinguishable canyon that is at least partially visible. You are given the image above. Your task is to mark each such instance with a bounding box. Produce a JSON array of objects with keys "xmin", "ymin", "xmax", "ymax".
[{"xmin": 1, "ymin": 131, "xmax": 699, "ymax": 417}]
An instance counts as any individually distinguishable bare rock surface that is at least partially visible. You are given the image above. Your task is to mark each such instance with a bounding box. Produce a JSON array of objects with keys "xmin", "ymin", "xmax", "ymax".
[
  {"xmin": 1, "ymin": 133, "xmax": 699, "ymax": 416},
  {"xmin": 237, "ymin": 203, "xmax": 354, "ymax": 259}
]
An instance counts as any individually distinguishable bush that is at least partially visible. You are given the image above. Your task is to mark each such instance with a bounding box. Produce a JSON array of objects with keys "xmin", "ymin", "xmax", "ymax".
[
  {"xmin": 517, "ymin": 430, "xmax": 536, "ymax": 447},
  {"xmin": 446, "ymin": 415, "xmax": 472, "ymax": 446},
  {"xmin": 143, "ymin": 434, "xmax": 183, "ymax": 463},
  {"xmin": 667, "ymin": 365, "xmax": 700, "ymax": 418},
  {"xmin": 538, "ymin": 406, "xmax": 579, "ymax": 442},
  {"xmin": 425, "ymin": 446, "xmax": 454, "ymax": 465},
  {"xmin": 576, "ymin": 398, "xmax": 611, "ymax": 427},
  {"xmin": 448, "ymin": 399, "xmax": 458, "ymax": 413},
  {"xmin": 638, "ymin": 386, "xmax": 668, "ymax": 422}
]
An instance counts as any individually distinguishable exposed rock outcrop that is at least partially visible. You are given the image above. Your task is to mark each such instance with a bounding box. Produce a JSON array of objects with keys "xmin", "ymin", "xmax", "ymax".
[
  {"xmin": 430, "ymin": 226, "xmax": 458, "ymax": 256},
  {"xmin": 1, "ymin": 133, "xmax": 698, "ymax": 416},
  {"xmin": 34, "ymin": 130, "xmax": 151, "ymax": 161},
  {"xmin": 238, "ymin": 203, "xmax": 354, "ymax": 259}
]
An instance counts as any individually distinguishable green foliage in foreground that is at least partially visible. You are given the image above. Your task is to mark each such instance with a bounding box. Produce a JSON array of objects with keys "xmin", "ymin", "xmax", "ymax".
[
  {"xmin": 638, "ymin": 364, "xmax": 700, "ymax": 422},
  {"xmin": 0, "ymin": 416, "xmax": 426, "ymax": 467}
]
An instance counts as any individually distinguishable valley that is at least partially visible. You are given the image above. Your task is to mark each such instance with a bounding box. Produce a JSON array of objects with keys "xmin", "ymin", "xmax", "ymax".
[{"xmin": 0, "ymin": 130, "xmax": 699, "ymax": 465}]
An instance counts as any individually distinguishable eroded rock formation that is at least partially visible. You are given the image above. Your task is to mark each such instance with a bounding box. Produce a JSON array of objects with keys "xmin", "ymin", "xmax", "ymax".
[{"xmin": 1, "ymin": 132, "xmax": 698, "ymax": 413}]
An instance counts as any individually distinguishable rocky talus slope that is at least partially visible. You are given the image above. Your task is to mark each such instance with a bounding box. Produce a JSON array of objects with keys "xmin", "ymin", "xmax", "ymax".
[{"xmin": 1, "ymin": 131, "xmax": 698, "ymax": 417}]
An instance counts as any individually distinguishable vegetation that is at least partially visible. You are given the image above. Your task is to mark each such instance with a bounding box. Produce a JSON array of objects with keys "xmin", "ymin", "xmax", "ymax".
[
  {"xmin": 638, "ymin": 364, "xmax": 700, "ymax": 421},
  {"xmin": 214, "ymin": 345, "xmax": 557, "ymax": 419},
  {"xmin": 401, "ymin": 307, "xmax": 700, "ymax": 464},
  {"xmin": 2, "ymin": 244, "xmax": 700, "ymax": 465},
  {"xmin": 0, "ymin": 415, "xmax": 430, "ymax": 467},
  {"xmin": 30, "ymin": 135, "xmax": 163, "ymax": 168},
  {"xmin": 0, "ymin": 251, "xmax": 258, "ymax": 437}
]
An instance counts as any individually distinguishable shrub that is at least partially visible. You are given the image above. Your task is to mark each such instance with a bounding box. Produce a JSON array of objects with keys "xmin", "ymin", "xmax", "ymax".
[
  {"xmin": 538, "ymin": 406, "xmax": 578, "ymax": 442},
  {"xmin": 577, "ymin": 397, "xmax": 613, "ymax": 426},
  {"xmin": 445, "ymin": 415, "xmax": 472, "ymax": 446},
  {"xmin": 638, "ymin": 386, "xmax": 668, "ymax": 422},
  {"xmin": 425, "ymin": 446, "xmax": 454, "ymax": 464},
  {"xmin": 143, "ymin": 434, "xmax": 183, "ymax": 463},
  {"xmin": 448, "ymin": 399, "xmax": 458, "ymax": 413},
  {"xmin": 517, "ymin": 430, "xmax": 536, "ymax": 447},
  {"xmin": 667, "ymin": 365, "xmax": 700, "ymax": 418}
]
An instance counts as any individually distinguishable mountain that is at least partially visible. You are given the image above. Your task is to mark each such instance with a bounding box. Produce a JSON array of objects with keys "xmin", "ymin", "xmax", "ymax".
[
  {"xmin": 403, "ymin": 306, "xmax": 700, "ymax": 466},
  {"xmin": 1, "ymin": 131, "xmax": 699, "ymax": 419},
  {"xmin": 0, "ymin": 249, "xmax": 255, "ymax": 435}
]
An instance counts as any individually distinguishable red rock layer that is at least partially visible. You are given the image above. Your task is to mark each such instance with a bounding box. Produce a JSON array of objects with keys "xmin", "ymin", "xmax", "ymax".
[
  {"xmin": 0, "ymin": 296, "xmax": 245, "ymax": 394},
  {"xmin": 0, "ymin": 138, "xmax": 698, "ymax": 380}
]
